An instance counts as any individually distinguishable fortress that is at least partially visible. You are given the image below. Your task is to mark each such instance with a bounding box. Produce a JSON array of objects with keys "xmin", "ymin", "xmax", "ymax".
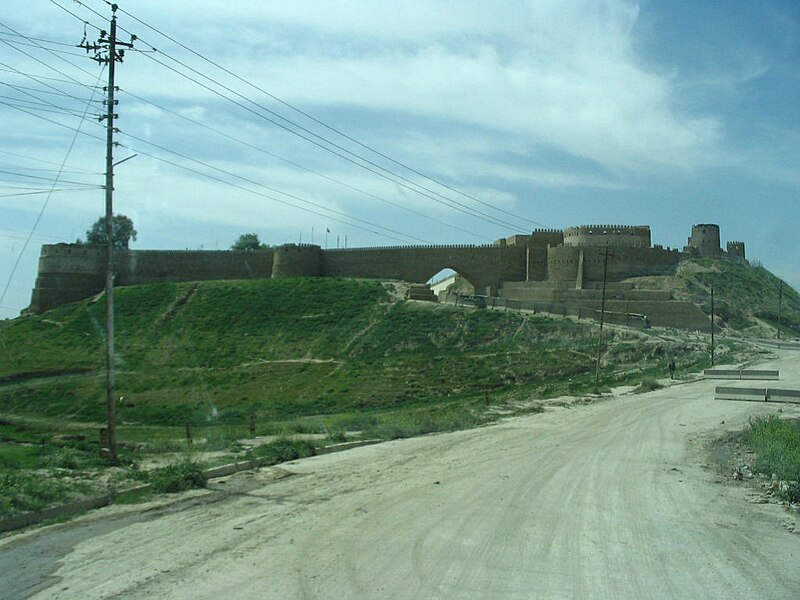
[{"xmin": 29, "ymin": 223, "xmax": 744, "ymax": 330}]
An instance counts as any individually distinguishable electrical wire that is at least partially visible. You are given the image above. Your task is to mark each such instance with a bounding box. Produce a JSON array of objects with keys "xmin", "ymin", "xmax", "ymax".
[
  {"xmin": 111, "ymin": 1, "xmax": 547, "ymax": 230},
  {"xmin": 119, "ymin": 89, "xmax": 485, "ymax": 240},
  {"xmin": 0, "ymin": 63, "xmax": 105, "ymax": 309},
  {"xmin": 0, "ymin": 149, "xmax": 101, "ymax": 174},
  {"xmin": 66, "ymin": 0, "xmax": 531, "ymax": 232},
  {"xmin": 116, "ymin": 130, "xmax": 433, "ymax": 245}
]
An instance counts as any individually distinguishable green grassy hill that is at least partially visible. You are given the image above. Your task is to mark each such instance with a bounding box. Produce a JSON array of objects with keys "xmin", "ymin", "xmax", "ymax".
[
  {"xmin": 1, "ymin": 277, "xmax": 738, "ymax": 441},
  {"xmin": 677, "ymin": 259, "xmax": 800, "ymax": 337}
]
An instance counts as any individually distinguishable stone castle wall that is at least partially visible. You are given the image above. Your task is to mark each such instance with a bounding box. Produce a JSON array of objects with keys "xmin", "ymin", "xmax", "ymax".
[
  {"xmin": 31, "ymin": 244, "xmax": 274, "ymax": 313},
  {"xmin": 27, "ymin": 222, "xmax": 745, "ymax": 332},
  {"xmin": 321, "ymin": 244, "xmax": 527, "ymax": 294},
  {"xmin": 545, "ymin": 245, "xmax": 682, "ymax": 283}
]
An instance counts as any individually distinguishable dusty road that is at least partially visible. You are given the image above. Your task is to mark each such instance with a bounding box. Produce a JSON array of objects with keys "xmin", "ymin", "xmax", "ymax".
[{"xmin": 3, "ymin": 352, "xmax": 800, "ymax": 599}]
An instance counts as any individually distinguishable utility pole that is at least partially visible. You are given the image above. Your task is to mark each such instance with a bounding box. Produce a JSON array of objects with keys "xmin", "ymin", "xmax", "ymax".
[
  {"xmin": 594, "ymin": 245, "xmax": 613, "ymax": 389},
  {"xmin": 710, "ymin": 286, "xmax": 715, "ymax": 367},
  {"xmin": 80, "ymin": 5, "xmax": 135, "ymax": 462},
  {"xmin": 777, "ymin": 281, "xmax": 784, "ymax": 340}
]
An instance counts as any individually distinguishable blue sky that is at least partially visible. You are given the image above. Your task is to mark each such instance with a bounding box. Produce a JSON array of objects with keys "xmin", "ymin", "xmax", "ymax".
[{"xmin": 1, "ymin": 0, "xmax": 798, "ymax": 319}]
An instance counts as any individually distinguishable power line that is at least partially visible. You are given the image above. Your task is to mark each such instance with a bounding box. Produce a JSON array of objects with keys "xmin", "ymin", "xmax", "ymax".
[
  {"xmin": 0, "ymin": 63, "xmax": 105, "ymax": 309},
  {"xmin": 0, "ymin": 188, "xmax": 102, "ymax": 198},
  {"xmin": 134, "ymin": 50, "xmax": 520, "ymax": 233},
  {"xmin": 0, "ymin": 97, "xmax": 93, "ymax": 119},
  {"xmin": 116, "ymin": 131, "xmax": 433, "ymax": 245},
  {"xmin": 110, "ymin": 1, "xmax": 546, "ymax": 230},
  {"xmin": 33, "ymin": 4, "xmax": 530, "ymax": 240},
  {"xmin": 0, "ymin": 67, "xmax": 102, "ymax": 89},
  {"xmin": 0, "ymin": 79, "xmax": 104, "ymax": 103},
  {"xmin": 0, "ymin": 168, "xmax": 100, "ymax": 187},
  {"xmin": 0, "ymin": 149, "xmax": 101, "ymax": 174},
  {"xmin": 0, "ymin": 31, "xmax": 85, "ymax": 48},
  {"xmin": 119, "ymin": 89, "xmax": 485, "ymax": 241},
  {"xmin": 66, "ymin": 0, "xmax": 528, "ymax": 232}
]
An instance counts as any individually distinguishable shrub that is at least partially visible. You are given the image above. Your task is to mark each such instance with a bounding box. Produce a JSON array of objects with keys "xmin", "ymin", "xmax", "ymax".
[
  {"xmin": 634, "ymin": 378, "xmax": 663, "ymax": 394},
  {"xmin": 252, "ymin": 438, "xmax": 316, "ymax": 464},
  {"xmin": 149, "ymin": 459, "xmax": 207, "ymax": 493}
]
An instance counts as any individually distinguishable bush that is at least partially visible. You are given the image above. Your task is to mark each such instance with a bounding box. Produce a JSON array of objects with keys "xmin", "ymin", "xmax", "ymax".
[
  {"xmin": 149, "ymin": 459, "xmax": 207, "ymax": 493},
  {"xmin": 634, "ymin": 378, "xmax": 663, "ymax": 394},
  {"xmin": 785, "ymin": 481, "xmax": 800, "ymax": 504},
  {"xmin": 252, "ymin": 438, "xmax": 316, "ymax": 464}
]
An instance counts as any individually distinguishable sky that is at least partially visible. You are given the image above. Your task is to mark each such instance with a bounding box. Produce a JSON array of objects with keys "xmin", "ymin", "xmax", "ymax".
[{"xmin": 0, "ymin": 0, "xmax": 798, "ymax": 319}]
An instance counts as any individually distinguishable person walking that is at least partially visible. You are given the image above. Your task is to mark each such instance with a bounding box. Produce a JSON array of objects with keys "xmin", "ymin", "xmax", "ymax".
[{"xmin": 668, "ymin": 359, "xmax": 676, "ymax": 380}]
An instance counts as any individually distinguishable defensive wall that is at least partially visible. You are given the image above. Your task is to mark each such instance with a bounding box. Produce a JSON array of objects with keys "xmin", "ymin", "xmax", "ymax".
[
  {"xmin": 27, "ymin": 222, "xmax": 746, "ymax": 331},
  {"xmin": 30, "ymin": 244, "xmax": 274, "ymax": 313}
]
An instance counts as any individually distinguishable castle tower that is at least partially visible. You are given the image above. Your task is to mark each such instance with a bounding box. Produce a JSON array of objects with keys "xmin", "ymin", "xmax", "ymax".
[
  {"xmin": 272, "ymin": 244, "xmax": 323, "ymax": 278},
  {"xmin": 726, "ymin": 241, "xmax": 746, "ymax": 261},
  {"xmin": 687, "ymin": 224, "xmax": 722, "ymax": 257}
]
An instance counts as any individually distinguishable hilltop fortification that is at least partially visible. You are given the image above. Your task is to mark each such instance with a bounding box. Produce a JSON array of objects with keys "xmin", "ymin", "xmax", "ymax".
[{"xmin": 28, "ymin": 223, "xmax": 745, "ymax": 329}]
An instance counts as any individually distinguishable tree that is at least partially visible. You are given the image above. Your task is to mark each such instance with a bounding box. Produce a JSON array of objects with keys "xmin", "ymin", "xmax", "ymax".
[
  {"xmin": 85, "ymin": 214, "xmax": 137, "ymax": 251},
  {"xmin": 231, "ymin": 233, "xmax": 267, "ymax": 251}
]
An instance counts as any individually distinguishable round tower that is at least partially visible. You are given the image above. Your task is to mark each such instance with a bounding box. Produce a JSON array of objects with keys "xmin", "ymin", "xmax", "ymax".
[
  {"xmin": 271, "ymin": 244, "xmax": 323, "ymax": 278},
  {"xmin": 688, "ymin": 224, "xmax": 721, "ymax": 257}
]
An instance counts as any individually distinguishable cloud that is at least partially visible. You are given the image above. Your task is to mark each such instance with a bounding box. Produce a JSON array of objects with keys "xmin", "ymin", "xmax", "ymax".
[{"xmin": 117, "ymin": 0, "xmax": 724, "ymax": 177}]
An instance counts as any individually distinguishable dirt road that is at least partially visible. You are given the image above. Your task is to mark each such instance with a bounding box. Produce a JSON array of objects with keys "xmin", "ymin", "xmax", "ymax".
[{"xmin": 3, "ymin": 353, "xmax": 800, "ymax": 599}]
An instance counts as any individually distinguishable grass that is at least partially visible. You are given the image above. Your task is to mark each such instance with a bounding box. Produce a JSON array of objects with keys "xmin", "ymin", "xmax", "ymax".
[
  {"xmin": 0, "ymin": 470, "xmax": 78, "ymax": 517},
  {"xmin": 0, "ymin": 276, "xmax": 762, "ymax": 520},
  {"xmin": 679, "ymin": 259, "xmax": 800, "ymax": 337},
  {"xmin": 743, "ymin": 416, "xmax": 800, "ymax": 480},
  {"xmin": 252, "ymin": 438, "xmax": 316, "ymax": 464},
  {"xmin": 0, "ymin": 278, "xmax": 731, "ymax": 431},
  {"xmin": 742, "ymin": 416, "xmax": 800, "ymax": 503},
  {"xmin": 149, "ymin": 459, "xmax": 207, "ymax": 493}
]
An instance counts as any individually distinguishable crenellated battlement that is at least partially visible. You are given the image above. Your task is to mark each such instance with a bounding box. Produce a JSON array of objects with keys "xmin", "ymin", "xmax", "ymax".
[{"xmin": 563, "ymin": 224, "xmax": 651, "ymax": 248}]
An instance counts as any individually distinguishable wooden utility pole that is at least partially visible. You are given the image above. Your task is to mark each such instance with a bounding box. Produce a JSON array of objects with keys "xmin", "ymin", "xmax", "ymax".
[
  {"xmin": 710, "ymin": 286, "xmax": 715, "ymax": 367},
  {"xmin": 594, "ymin": 245, "xmax": 613, "ymax": 388},
  {"xmin": 777, "ymin": 281, "xmax": 784, "ymax": 340},
  {"xmin": 80, "ymin": 5, "xmax": 135, "ymax": 462}
]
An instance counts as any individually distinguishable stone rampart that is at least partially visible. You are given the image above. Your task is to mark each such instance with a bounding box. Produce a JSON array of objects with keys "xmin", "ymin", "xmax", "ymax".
[
  {"xmin": 545, "ymin": 245, "xmax": 681, "ymax": 283},
  {"xmin": 322, "ymin": 244, "xmax": 527, "ymax": 294},
  {"xmin": 29, "ymin": 244, "xmax": 274, "ymax": 313}
]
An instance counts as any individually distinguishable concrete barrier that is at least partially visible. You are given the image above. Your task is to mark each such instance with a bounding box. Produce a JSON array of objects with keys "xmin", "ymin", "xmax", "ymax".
[
  {"xmin": 757, "ymin": 339, "xmax": 800, "ymax": 350},
  {"xmin": 704, "ymin": 369, "xmax": 779, "ymax": 380},
  {"xmin": 715, "ymin": 386, "xmax": 800, "ymax": 404}
]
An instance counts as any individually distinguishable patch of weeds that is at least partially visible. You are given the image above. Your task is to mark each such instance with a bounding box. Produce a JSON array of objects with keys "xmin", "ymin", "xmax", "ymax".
[
  {"xmin": 0, "ymin": 471, "xmax": 73, "ymax": 518},
  {"xmin": 44, "ymin": 447, "xmax": 84, "ymax": 470},
  {"xmin": 328, "ymin": 430, "xmax": 348, "ymax": 444},
  {"xmin": 113, "ymin": 485, "xmax": 154, "ymax": 505},
  {"xmin": 140, "ymin": 438, "xmax": 188, "ymax": 454},
  {"xmin": 252, "ymin": 438, "xmax": 316, "ymax": 464},
  {"xmin": 149, "ymin": 459, "xmax": 207, "ymax": 493},
  {"xmin": 202, "ymin": 428, "xmax": 241, "ymax": 452},
  {"xmin": 634, "ymin": 378, "xmax": 663, "ymax": 394},
  {"xmin": 742, "ymin": 416, "xmax": 800, "ymax": 500}
]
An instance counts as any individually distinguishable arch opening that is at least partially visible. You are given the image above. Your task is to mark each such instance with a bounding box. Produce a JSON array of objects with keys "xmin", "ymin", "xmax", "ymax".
[{"xmin": 426, "ymin": 268, "xmax": 475, "ymax": 295}]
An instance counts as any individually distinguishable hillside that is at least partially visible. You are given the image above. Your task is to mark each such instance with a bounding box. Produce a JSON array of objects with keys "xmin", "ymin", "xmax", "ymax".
[
  {"xmin": 628, "ymin": 258, "xmax": 800, "ymax": 338},
  {"xmin": 0, "ymin": 277, "xmax": 745, "ymax": 437}
]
